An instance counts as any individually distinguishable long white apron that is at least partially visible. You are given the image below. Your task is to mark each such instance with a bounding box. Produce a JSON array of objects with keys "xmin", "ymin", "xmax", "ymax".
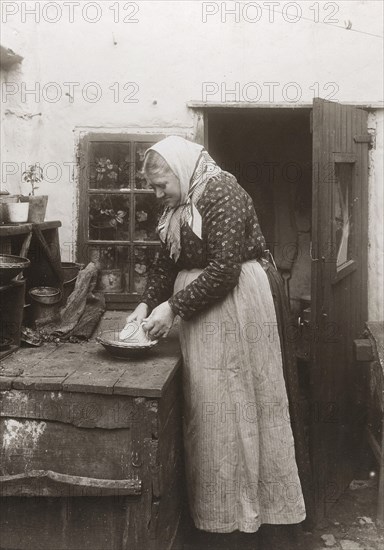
[{"xmin": 174, "ymin": 260, "xmax": 306, "ymax": 533}]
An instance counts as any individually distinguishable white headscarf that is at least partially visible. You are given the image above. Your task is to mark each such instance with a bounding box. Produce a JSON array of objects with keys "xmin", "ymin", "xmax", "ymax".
[{"xmin": 145, "ymin": 136, "xmax": 222, "ymax": 261}]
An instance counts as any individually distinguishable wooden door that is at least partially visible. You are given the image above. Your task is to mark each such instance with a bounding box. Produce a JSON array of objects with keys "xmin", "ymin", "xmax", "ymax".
[{"xmin": 311, "ymin": 98, "xmax": 369, "ymax": 519}]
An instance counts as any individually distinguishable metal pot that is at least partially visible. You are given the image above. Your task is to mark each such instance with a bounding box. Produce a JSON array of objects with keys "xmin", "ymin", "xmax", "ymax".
[
  {"xmin": 0, "ymin": 255, "xmax": 30, "ymax": 285},
  {"xmin": 29, "ymin": 286, "xmax": 62, "ymax": 304},
  {"xmin": 29, "ymin": 287, "xmax": 62, "ymax": 326}
]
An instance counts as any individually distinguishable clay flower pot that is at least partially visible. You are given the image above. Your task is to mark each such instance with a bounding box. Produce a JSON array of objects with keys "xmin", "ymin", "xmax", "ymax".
[
  {"xmin": 0, "ymin": 194, "xmax": 18, "ymax": 223},
  {"xmin": 20, "ymin": 195, "xmax": 48, "ymax": 223},
  {"xmin": 99, "ymin": 269, "xmax": 123, "ymax": 293}
]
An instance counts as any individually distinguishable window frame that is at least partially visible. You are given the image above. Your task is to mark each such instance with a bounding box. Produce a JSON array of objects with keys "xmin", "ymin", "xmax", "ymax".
[
  {"xmin": 77, "ymin": 132, "xmax": 166, "ymax": 308},
  {"xmin": 331, "ymin": 153, "xmax": 357, "ymax": 285}
]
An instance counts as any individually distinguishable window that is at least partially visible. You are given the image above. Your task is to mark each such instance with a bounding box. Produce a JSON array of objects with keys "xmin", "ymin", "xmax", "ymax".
[
  {"xmin": 334, "ymin": 163, "xmax": 353, "ymax": 269},
  {"xmin": 78, "ymin": 133, "xmax": 165, "ymax": 307},
  {"xmin": 331, "ymin": 157, "xmax": 357, "ymax": 283}
]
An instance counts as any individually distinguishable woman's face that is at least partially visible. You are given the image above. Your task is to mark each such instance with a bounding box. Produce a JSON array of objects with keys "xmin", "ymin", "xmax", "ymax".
[{"xmin": 148, "ymin": 171, "xmax": 181, "ymax": 208}]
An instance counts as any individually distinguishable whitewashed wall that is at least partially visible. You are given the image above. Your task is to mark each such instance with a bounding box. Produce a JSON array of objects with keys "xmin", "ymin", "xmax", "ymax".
[
  {"xmin": 1, "ymin": 0, "xmax": 383, "ymax": 318},
  {"xmin": 368, "ymin": 110, "xmax": 384, "ymax": 322}
]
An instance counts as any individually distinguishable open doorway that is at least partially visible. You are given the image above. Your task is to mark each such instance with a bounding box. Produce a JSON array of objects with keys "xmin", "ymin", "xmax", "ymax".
[
  {"xmin": 208, "ymin": 108, "xmax": 312, "ymax": 316},
  {"xmin": 208, "ymin": 107, "xmax": 315, "ymax": 520}
]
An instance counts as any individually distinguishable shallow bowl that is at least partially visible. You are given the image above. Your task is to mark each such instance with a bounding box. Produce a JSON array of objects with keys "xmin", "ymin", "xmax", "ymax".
[{"xmin": 96, "ymin": 329, "xmax": 158, "ymax": 359}]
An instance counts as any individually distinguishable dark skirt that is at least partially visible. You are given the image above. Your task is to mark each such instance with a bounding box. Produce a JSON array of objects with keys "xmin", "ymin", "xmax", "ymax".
[{"xmin": 265, "ymin": 262, "xmax": 315, "ymax": 530}]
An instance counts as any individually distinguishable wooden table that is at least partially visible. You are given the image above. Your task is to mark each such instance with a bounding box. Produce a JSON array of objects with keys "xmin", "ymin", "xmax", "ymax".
[
  {"xmin": 0, "ymin": 220, "xmax": 61, "ymax": 254},
  {"xmin": 0, "ymin": 322, "xmax": 183, "ymax": 550}
]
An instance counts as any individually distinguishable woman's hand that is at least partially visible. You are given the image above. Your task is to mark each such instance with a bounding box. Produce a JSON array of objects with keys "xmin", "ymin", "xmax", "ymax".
[
  {"xmin": 119, "ymin": 303, "xmax": 149, "ymax": 341},
  {"xmin": 125, "ymin": 302, "xmax": 149, "ymax": 324},
  {"xmin": 142, "ymin": 301, "xmax": 175, "ymax": 340}
]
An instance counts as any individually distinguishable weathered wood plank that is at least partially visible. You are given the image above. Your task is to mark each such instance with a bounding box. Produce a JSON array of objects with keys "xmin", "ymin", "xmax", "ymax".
[
  {"xmin": 311, "ymin": 99, "xmax": 370, "ymax": 521},
  {"xmin": 354, "ymin": 338, "xmax": 374, "ymax": 362},
  {"xmin": 1, "ymin": 343, "xmax": 61, "ymax": 372},
  {"xmin": 59, "ymin": 342, "xmax": 127, "ymax": 394},
  {"xmin": 12, "ymin": 378, "xmax": 66, "ymax": 391},
  {"xmin": 113, "ymin": 358, "xmax": 181, "ymax": 398},
  {"xmin": 1, "ymin": 329, "xmax": 181, "ymax": 397},
  {"xmin": 112, "ymin": 328, "xmax": 181, "ymax": 398},
  {"xmin": 187, "ymin": 100, "xmax": 384, "ymax": 109},
  {"xmin": 0, "ymin": 223, "xmax": 33, "ymax": 236},
  {"xmin": 155, "ymin": 410, "xmax": 182, "ymax": 500},
  {"xmin": 122, "ymin": 422, "xmax": 155, "ymax": 549},
  {"xmin": 0, "ymin": 497, "xmax": 130, "ymax": 550},
  {"xmin": 0, "ymin": 417, "xmax": 135, "ymax": 480},
  {"xmin": 0, "ymin": 470, "xmax": 141, "ymax": 497},
  {"xmin": 18, "ymin": 231, "xmax": 33, "ymax": 261},
  {"xmin": 9, "ymin": 345, "xmax": 77, "ymax": 390},
  {"xmin": 152, "ymin": 476, "xmax": 183, "ymax": 548},
  {"xmin": 63, "ymin": 366, "xmax": 126, "ymax": 394},
  {"xmin": 0, "ymin": 389, "xmax": 143, "ymax": 429},
  {"xmin": 159, "ymin": 365, "xmax": 181, "ymax": 434}
]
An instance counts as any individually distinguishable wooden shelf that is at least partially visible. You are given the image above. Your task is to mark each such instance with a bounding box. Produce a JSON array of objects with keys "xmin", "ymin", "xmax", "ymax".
[{"xmin": 0, "ymin": 221, "xmax": 61, "ymax": 237}]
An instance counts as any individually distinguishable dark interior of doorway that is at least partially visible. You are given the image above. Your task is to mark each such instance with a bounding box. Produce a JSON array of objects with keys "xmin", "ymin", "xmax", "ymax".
[
  {"xmin": 208, "ymin": 108, "xmax": 313, "ymax": 313},
  {"xmin": 207, "ymin": 106, "xmax": 314, "ymax": 454}
]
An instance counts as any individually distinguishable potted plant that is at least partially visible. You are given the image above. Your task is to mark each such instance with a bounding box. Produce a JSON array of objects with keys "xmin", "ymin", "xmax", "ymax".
[
  {"xmin": 89, "ymin": 195, "xmax": 129, "ymax": 240},
  {"xmin": 20, "ymin": 163, "xmax": 48, "ymax": 223},
  {"xmin": 92, "ymin": 157, "xmax": 130, "ymax": 189},
  {"xmin": 96, "ymin": 247, "xmax": 123, "ymax": 293}
]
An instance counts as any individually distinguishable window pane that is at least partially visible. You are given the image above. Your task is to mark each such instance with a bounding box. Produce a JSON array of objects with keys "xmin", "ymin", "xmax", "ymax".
[
  {"xmin": 89, "ymin": 142, "xmax": 132, "ymax": 190},
  {"xmin": 89, "ymin": 194, "xmax": 130, "ymax": 241},
  {"xmin": 134, "ymin": 194, "xmax": 162, "ymax": 241},
  {"xmin": 135, "ymin": 142, "xmax": 156, "ymax": 189},
  {"xmin": 88, "ymin": 246, "xmax": 130, "ymax": 293},
  {"xmin": 334, "ymin": 163, "xmax": 353, "ymax": 268},
  {"xmin": 134, "ymin": 246, "xmax": 160, "ymax": 293}
]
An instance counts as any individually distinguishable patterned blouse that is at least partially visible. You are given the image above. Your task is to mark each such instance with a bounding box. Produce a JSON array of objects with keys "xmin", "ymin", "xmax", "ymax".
[{"xmin": 141, "ymin": 173, "xmax": 268, "ymax": 320}]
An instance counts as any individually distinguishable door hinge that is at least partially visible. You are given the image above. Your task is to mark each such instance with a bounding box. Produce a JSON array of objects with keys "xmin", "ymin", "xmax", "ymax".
[{"xmin": 354, "ymin": 134, "xmax": 374, "ymax": 149}]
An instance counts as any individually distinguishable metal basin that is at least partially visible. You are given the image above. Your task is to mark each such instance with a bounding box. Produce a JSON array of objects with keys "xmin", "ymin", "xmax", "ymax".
[
  {"xmin": 29, "ymin": 286, "xmax": 62, "ymax": 304},
  {"xmin": 0, "ymin": 255, "xmax": 30, "ymax": 285}
]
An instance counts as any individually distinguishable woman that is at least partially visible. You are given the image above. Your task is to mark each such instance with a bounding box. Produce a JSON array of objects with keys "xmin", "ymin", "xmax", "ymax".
[{"xmin": 125, "ymin": 136, "xmax": 306, "ymax": 540}]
